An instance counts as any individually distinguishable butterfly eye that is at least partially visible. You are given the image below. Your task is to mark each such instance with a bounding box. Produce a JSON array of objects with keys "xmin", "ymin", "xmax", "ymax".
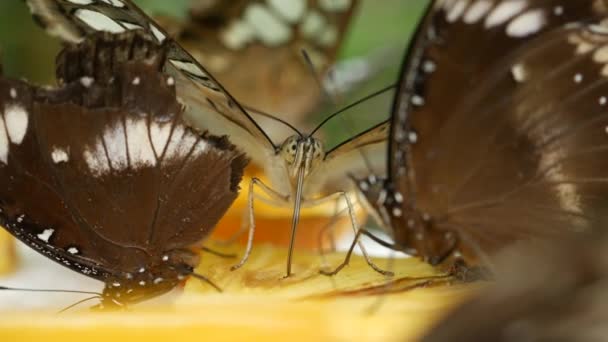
[
  {"xmin": 311, "ymin": 139, "xmax": 325, "ymax": 162},
  {"xmin": 280, "ymin": 136, "xmax": 299, "ymax": 164}
]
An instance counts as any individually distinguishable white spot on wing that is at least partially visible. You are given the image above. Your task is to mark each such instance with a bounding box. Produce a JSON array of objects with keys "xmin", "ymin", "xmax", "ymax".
[
  {"xmin": 463, "ymin": 0, "xmax": 492, "ymax": 23},
  {"xmin": 84, "ymin": 140, "xmax": 111, "ymax": 176},
  {"xmin": 67, "ymin": 0, "xmax": 94, "ymax": 4},
  {"xmin": 125, "ymin": 117, "xmax": 156, "ymax": 168},
  {"xmin": 67, "ymin": 247, "xmax": 79, "ymax": 254},
  {"xmin": 37, "ymin": 228, "xmax": 54, "ymax": 243},
  {"xmin": 191, "ymin": 139, "xmax": 208, "ymax": 158},
  {"xmin": 51, "ymin": 147, "xmax": 69, "ymax": 164},
  {"xmin": 75, "ymin": 9, "xmax": 126, "ymax": 34},
  {"xmin": 80, "ymin": 76, "xmax": 94, "ymax": 88},
  {"xmin": 220, "ymin": 20, "xmax": 256, "ymax": 50},
  {"xmin": 0, "ymin": 115, "xmax": 8, "ymax": 164},
  {"xmin": 103, "ymin": 120, "xmax": 128, "ymax": 171},
  {"xmin": 119, "ymin": 21, "xmax": 143, "ymax": 30},
  {"xmin": 100, "ymin": 0, "xmax": 125, "ymax": 7},
  {"xmin": 318, "ymin": 26, "xmax": 338, "ymax": 47},
  {"xmin": 245, "ymin": 4, "xmax": 292, "ymax": 46},
  {"xmin": 446, "ymin": 0, "xmax": 468, "ymax": 23},
  {"xmin": 318, "ymin": 0, "xmax": 351, "ymax": 12},
  {"xmin": 267, "ymin": 0, "xmax": 306, "ymax": 23},
  {"xmin": 169, "ymin": 59, "xmax": 208, "ymax": 79},
  {"xmin": 150, "ymin": 121, "xmax": 172, "ymax": 159},
  {"xmin": 4, "ymin": 104, "xmax": 28, "ymax": 145},
  {"xmin": 511, "ymin": 63, "xmax": 527, "ymax": 82},
  {"xmin": 301, "ymin": 10, "xmax": 326, "ymax": 38},
  {"xmin": 506, "ymin": 9, "xmax": 547, "ymax": 37},
  {"xmin": 164, "ymin": 125, "xmax": 200, "ymax": 161},
  {"xmin": 485, "ymin": 0, "xmax": 527, "ymax": 28},
  {"xmin": 150, "ymin": 24, "xmax": 166, "ymax": 43}
]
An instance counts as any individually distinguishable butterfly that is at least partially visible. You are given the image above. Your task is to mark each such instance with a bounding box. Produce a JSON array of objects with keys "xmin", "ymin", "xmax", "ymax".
[
  {"xmin": 25, "ymin": 0, "xmax": 390, "ymax": 277},
  {"xmin": 156, "ymin": 0, "xmax": 360, "ymax": 123},
  {"xmin": 322, "ymin": 0, "xmax": 608, "ymax": 277},
  {"xmin": 0, "ymin": 30, "xmax": 247, "ymax": 307},
  {"xmin": 422, "ymin": 233, "xmax": 608, "ymax": 342}
]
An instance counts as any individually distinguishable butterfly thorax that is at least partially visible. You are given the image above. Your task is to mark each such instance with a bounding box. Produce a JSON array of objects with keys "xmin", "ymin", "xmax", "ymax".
[
  {"xmin": 356, "ymin": 175, "xmax": 459, "ymax": 265},
  {"xmin": 278, "ymin": 135, "xmax": 325, "ymax": 193}
]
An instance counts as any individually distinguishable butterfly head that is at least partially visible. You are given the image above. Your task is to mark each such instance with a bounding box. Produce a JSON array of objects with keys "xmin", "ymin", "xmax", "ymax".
[
  {"xmin": 279, "ymin": 135, "xmax": 325, "ymax": 181},
  {"xmin": 97, "ymin": 249, "xmax": 201, "ymax": 309}
]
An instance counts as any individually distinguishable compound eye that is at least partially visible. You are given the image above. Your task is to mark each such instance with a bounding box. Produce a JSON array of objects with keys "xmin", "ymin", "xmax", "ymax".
[
  {"xmin": 312, "ymin": 139, "xmax": 324, "ymax": 161},
  {"xmin": 280, "ymin": 137, "xmax": 299, "ymax": 164}
]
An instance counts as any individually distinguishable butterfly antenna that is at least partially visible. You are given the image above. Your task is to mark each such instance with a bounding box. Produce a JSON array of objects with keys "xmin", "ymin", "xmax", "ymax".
[
  {"xmin": 310, "ymin": 84, "xmax": 395, "ymax": 176},
  {"xmin": 0, "ymin": 286, "xmax": 102, "ymax": 296},
  {"xmin": 189, "ymin": 272, "xmax": 223, "ymax": 293},
  {"xmin": 243, "ymin": 105, "xmax": 302, "ymax": 136},
  {"xmin": 201, "ymin": 246, "xmax": 236, "ymax": 259},
  {"xmin": 310, "ymin": 84, "xmax": 395, "ymax": 136},
  {"xmin": 301, "ymin": 49, "xmax": 339, "ymax": 106},
  {"xmin": 58, "ymin": 295, "xmax": 102, "ymax": 314},
  {"xmin": 303, "ymin": 48, "xmax": 395, "ymax": 174}
]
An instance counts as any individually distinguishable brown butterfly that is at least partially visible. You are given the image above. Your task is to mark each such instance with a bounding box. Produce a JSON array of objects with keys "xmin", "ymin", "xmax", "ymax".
[
  {"xmin": 0, "ymin": 30, "xmax": 247, "ymax": 307},
  {"xmin": 323, "ymin": 0, "xmax": 608, "ymax": 277}
]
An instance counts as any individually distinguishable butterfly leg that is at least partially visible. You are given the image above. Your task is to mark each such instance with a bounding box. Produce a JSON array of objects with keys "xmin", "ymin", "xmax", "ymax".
[
  {"xmin": 316, "ymin": 201, "xmax": 348, "ymax": 270},
  {"xmin": 230, "ymin": 177, "xmax": 288, "ymax": 271},
  {"xmin": 317, "ymin": 199, "xmax": 344, "ymax": 254},
  {"xmin": 319, "ymin": 227, "xmax": 394, "ymax": 276},
  {"xmin": 200, "ymin": 246, "xmax": 236, "ymax": 259},
  {"xmin": 308, "ymin": 191, "xmax": 394, "ymax": 276}
]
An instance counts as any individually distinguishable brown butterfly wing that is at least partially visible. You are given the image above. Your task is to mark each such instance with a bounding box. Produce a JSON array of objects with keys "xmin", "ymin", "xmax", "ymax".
[
  {"xmin": 404, "ymin": 4, "xmax": 608, "ymax": 260},
  {"xmin": 358, "ymin": 1, "xmax": 608, "ymax": 265},
  {"xmin": 165, "ymin": 0, "xmax": 359, "ymax": 119},
  {"xmin": 0, "ymin": 32, "xmax": 247, "ymax": 294}
]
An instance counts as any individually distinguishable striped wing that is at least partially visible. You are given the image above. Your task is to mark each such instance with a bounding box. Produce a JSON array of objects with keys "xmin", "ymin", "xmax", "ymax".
[{"xmin": 26, "ymin": 0, "xmax": 277, "ymax": 166}]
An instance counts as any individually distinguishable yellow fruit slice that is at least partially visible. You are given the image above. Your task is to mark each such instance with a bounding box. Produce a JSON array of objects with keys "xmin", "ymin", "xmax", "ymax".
[
  {"xmin": 0, "ymin": 229, "xmax": 16, "ymax": 275},
  {"xmin": 0, "ymin": 245, "xmax": 480, "ymax": 341}
]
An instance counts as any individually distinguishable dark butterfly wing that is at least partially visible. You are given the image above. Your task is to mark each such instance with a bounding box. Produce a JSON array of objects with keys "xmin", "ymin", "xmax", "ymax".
[
  {"xmin": 395, "ymin": 0, "xmax": 608, "ymax": 172},
  {"xmin": 422, "ymin": 234, "xmax": 608, "ymax": 342},
  {"xmin": 361, "ymin": 1, "xmax": 608, "ymax": 265},
  {"xmin": 0, "ymin": 31, "xmax": 247, "ymax": 303},
  {"xmin": 159, "ymin": 0, "xmax": 359, "ymax": 119},
  {"xmin": 26, "ymin": 0, "xmax": 276, "ymax": 168}
]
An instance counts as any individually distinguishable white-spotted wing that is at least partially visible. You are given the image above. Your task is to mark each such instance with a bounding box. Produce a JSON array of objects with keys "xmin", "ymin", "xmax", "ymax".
[
  {"xmin": 350, "ymin": 0, "xmax": 608, "ymax": 274},
  {"xmin": 158, "ymin": 0, "xmax": 359, "ymax": 120}
]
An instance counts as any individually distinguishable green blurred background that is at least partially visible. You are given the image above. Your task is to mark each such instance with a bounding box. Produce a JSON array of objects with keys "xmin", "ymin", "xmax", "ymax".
[{"xmin": 0, "ymin": 0, "xmax": 428, "ymax": 144}]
